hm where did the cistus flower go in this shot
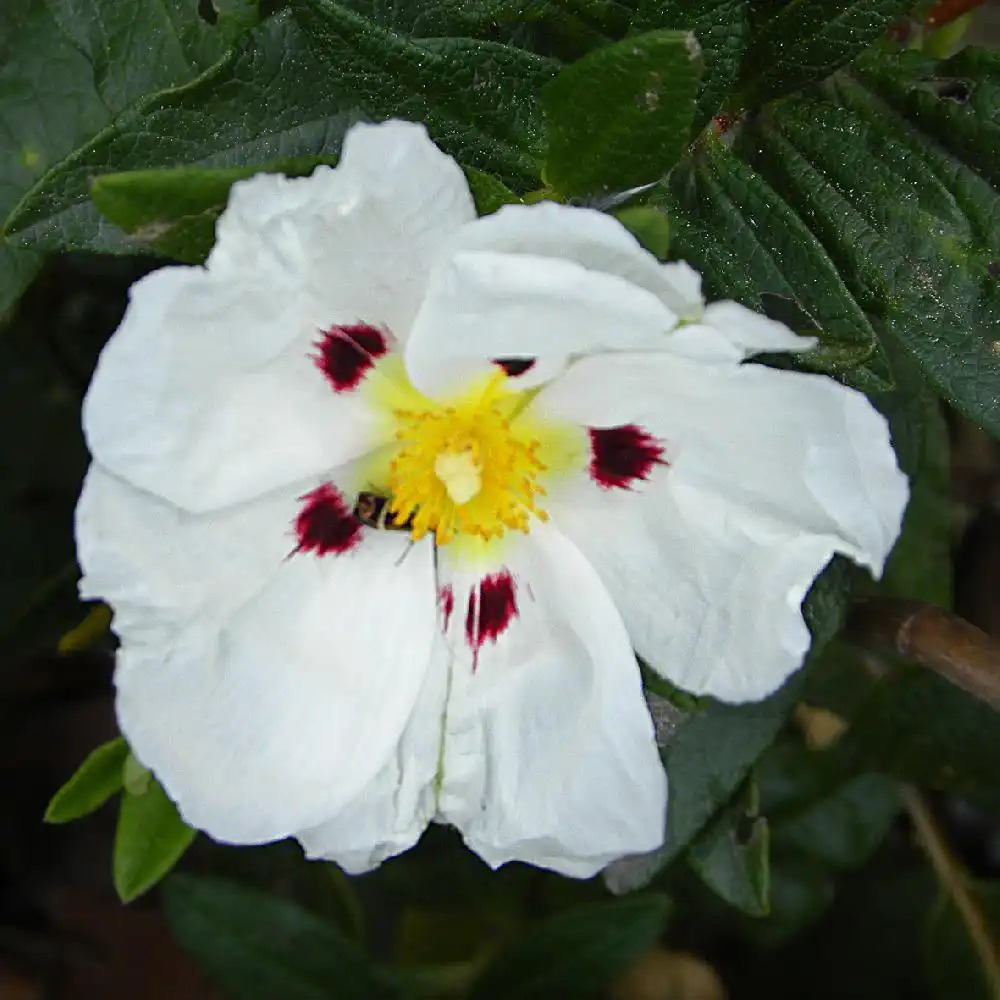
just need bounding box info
[76,120,908,877]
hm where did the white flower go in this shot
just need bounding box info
[76,120,908,878]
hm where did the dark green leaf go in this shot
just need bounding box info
[771,774,900,872]
[925,880,1000,1000]
[292,0,555,178]
[739,0,913,101]
[469,894,671,1000]
[663,144,886,388]
[114,774,197,902]
[541,29,702,197]
[746,81,1000,437]
[631,0,750,128]
[45,736,127,823]
[0,244,41,323]
[338,0,630,44]
[656,675,801,868]
[853,47,1000,188]
[0,0,226,311]
[7,9,554,254]
[688,779,770,916]
[835,668,1000,801]
[880,397,953,607]
[163,875,401,1000]
[91,158,334,263]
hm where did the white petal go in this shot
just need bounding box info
[537,354,907,570]
[86,121,476,513]
[537,355,908,702]
[703,300,816,357]
[297,631,451,873]
[403,201,681,394]
[659,260,705,320]
[436,521,667,877]
[81,467,439,842]
[211,120,476,337]
[405,249,678,394]
[83,265,386,512]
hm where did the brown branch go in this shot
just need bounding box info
[845,598,1000,713]
[901,786,1000,999]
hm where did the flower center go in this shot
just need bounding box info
[386,372,548,545]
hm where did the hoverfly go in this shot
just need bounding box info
[352,491,415,532]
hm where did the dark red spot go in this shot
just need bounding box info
[313,323,388,392]
[589,424,666,490]
[439,585,454,630]
[465,572,518,669]
[494,358,536,377]
[293,483,361,556]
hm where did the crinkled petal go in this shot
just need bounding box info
[536,353,907,570]
[210,120,476,336]
[83,267,387,512]
[436,521,667,877]
[702,300,816,357]
[79,466,439,842]
[85,121,475,513]
[536,355,907,702]
[404,201,680,394]
[297,631,451,873]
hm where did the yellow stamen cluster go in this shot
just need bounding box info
[386,372,548,544]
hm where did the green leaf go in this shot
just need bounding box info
[541,29,702,198]
[45,736,128,824]
[0,0,227,297]
[925,880,1000,1000]
[91,157,334,263]
[771,774,901,872]
[615,205,671,257]
[113,775,197,902]
[163,875,401,1000]
[745,77,1000,437]
[464,167,523,215]
[663,143,886,388]
[469,894,671,1000]
[853,47,1000,188]
[739,0,913,102]
[688,779,770,916]
[657,675,802,869]
[631,0,750,128]
[880,396,953,607]
[7,9,554,255]
[835,668,1000,802]
[291,0,555,178]
[0,244,41,323]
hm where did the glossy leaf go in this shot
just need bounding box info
[541,29,702,197]
[631,0,750,127]
[746,80,1000,437]
[739,0,914,101]
[163,875,401,1000]
[852,47,1000,188]
[663,144,886,389]
[45,736,128,824]
[469,894,672,1000]
[114,775,197,902]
